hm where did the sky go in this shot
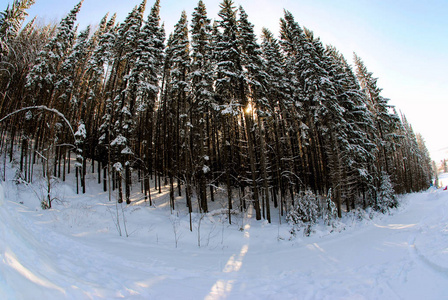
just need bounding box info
[13,0,448,161]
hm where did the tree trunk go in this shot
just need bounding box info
[258,117,271,223]
[243,111,261,220]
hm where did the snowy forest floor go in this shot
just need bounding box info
[0,159,448,300]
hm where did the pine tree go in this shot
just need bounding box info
[105,1,146,204]
[0,0,35,56]
[260,28,295,216]
[133,0,164,112]
[287,190,319,236]
[397,114,432,193]
[416,133,432,189]
[0,17,56,117]
[25,0,83,107]
[376,171,397,213]
[1,1,434,232]
[238,6,271,221]
[54,25,91,120]
[354,54,400,196]
[17,1,84,200]
[189,0,214,213]
[215,0,244,222]
[132,0,165,203]
[159,33,176,207]
[165,10,191,211]
[85,13,116,142]
[325,46,376,213]
[279,11,312,196]
[215,0,241,107]
[74,121,86,194]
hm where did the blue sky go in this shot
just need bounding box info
[14,0,448,160]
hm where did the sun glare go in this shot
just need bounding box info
[245,103,253,114]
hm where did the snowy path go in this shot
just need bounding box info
[1,182,448,299]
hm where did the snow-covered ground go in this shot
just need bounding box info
[1,163,448,299]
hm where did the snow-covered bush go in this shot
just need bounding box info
[323,191,338,227]
[287,190,319,237]
[348,207,371,222]
[375,171,398,213]
[13,169,26,185]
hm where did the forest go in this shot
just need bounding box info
[0,0,433,228]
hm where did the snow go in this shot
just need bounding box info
[74,124,86,140]
[113,162,122,172]
[202,165,210,174]
[121,146,134,155]
[111,134,127,146]
[1,163,448,299]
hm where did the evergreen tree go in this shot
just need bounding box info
[82,14,116,191]
[238,6,271,221]
[325,46,376,212]
[165,10,191,211]
[133,0,164,112]
[416,133,432,189]
[189,0,214,213]
[0,17,56,116]
[354,54,400,196]
[287,190,319,236]
[106,1,146,204]
[0,0,35,56]
[74,121,86,194]
[25,0,83,107]
[215,0,245,222]
[132,0,165,202]
[0,2,436,232]
[397,114,432,193]
[279,11,312,195]
[260,28,295,216]
[54,25,91,120]
[376,171,397,213]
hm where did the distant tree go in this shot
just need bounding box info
[432,161,439,187]
[416,133,432,189]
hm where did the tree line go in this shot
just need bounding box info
[0,0,433,223]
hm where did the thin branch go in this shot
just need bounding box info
[0,105,76,141]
